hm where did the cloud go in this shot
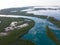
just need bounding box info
[0,0,60,9]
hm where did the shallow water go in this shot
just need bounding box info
[24,9,60,45]
[0,14,60,45]
[21,17,60,45]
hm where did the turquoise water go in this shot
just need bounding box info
[21,10,60,45]
[0,6,60,45]
[21,17,60,45]
[0,14,60,45]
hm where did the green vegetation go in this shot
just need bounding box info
[9,39,35,45]
[19,12,47,19]
[0,7,33,15]
[0,17,25,32]
[0,8,48,19]
[48,17,60,28]
[0,7,60,45]
[0,17,35,45]
[34,8,47,11]
[46,26,60,45]
[17,11,47,19]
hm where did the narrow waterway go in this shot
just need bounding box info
[0,15,60,45]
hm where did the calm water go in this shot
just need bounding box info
[21,16,60,45]
[0,9,60,45]
[21,9,60,45]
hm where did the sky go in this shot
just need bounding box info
[0,0,60,9]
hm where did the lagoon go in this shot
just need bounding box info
[0,14,60,45]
